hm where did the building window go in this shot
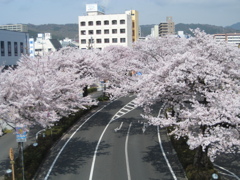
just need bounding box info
[88,21,93,26]
[88,30,94,35]
[112,38,118,43]
[96,30,101,34]
[120,29,126,33]
[1,41,5,56]
[14,42,18,56]
[112,29,117,34]
[81,39,86,44]
[8,41,11,56]
[80,21,86,26]
[20,42,24,54]
[96,39,102,43]
[112,20,117,25]
[104,38,110,43]
[104,29,109,34]
[120,20,125,24]
[81,30,86,35]
[120,38,126,43]
[104,20,109,25]
[96,21,101,25]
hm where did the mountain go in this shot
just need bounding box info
[140,23,240,37]
[27,23,240,40]
[28,23,78,40]
[227,22,240,30]
[175,23,240,35]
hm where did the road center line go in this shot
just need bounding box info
[89,99,136,180]
[125,122,132,180]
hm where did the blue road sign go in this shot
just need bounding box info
[16,126,27,142]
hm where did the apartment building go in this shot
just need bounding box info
[0,30,29,66]
[0,24,28,33]
[159,16,175,37]
[214,33,240,47]
[78,4,138,49]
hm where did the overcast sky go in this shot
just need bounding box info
[0,0,239,26]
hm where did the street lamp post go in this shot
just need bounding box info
[33,129,46,147]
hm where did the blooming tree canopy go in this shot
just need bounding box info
[0,48,97,135]
[127,29,240,162]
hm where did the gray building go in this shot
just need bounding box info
[0,30,29,66]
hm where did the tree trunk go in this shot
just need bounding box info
[193,146,212,169]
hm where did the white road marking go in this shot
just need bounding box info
[214,163,240,180]
[44,105,108,180]
[142,122,149,133]
[89,120,111,180]
[157,126,177,180]
[111,100,137,122]
[156,104,177,180]
[89,99,136,180]
[125,122,132,180]
[114,122,124,132]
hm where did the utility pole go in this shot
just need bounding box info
[9,148,15,180]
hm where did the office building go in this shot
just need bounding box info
[78,4,139,50]
[214,33,240,47]
[0,24,28,33]
[159,16,175,37]
[0,30,29,66]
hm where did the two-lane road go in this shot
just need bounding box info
[35,96,186,180]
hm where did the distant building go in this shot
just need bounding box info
[151,25,159,37]
[159,16,175,37]
[60,38,78,47]
[34,33,62,56]
[125,10,139,42]
[0,24,28,33]
[0,30,29,66]
[78,4,139,50]
[214,33,240,47]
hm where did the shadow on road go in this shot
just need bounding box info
[48,137,111,176]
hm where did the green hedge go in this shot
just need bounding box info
[169,135,218,180]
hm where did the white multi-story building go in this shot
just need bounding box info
[214,33,240,47]
[78,4,135,50]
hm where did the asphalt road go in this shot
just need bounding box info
[2,95,240,180]
[0,126,43,180]
[35,96,186,180]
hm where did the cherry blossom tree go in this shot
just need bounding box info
[129,29,240,166]
[0,48,97,135]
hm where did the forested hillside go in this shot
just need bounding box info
[27,22,240,39]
